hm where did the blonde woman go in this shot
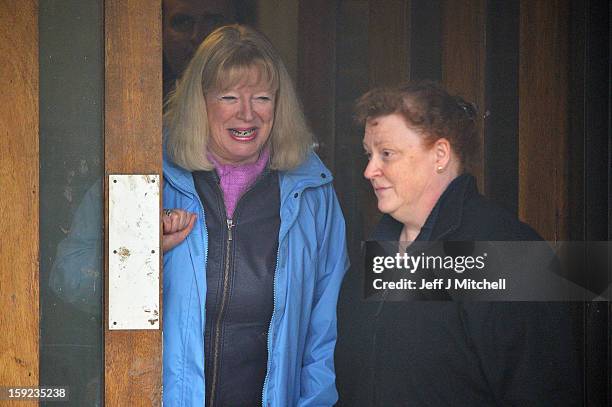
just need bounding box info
[162,25,349,406]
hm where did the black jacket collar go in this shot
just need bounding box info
[371,174,478,242]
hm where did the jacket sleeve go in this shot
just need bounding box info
[297,184,350,407]
[49,180,103,315]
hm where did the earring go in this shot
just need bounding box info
[436,165,444,173]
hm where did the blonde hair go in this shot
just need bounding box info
[164,24,313,171]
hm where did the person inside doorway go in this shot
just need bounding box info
[162,25,349,406]
[163,0,237,98]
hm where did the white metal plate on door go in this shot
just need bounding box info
[108,174,160,330]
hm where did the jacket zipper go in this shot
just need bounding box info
[208,218,234,407]
[207,169,269,406]
[261,241,280,407]
[207,218,234,406]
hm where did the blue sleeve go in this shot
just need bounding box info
[298,184,350,406]
[49,180,103,315]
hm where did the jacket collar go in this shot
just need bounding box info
[278,151,333,201]
[163,151,197,194]
[371,173,478,241]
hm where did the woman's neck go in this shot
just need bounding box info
[397,170,460,243]
[400,224,421,243]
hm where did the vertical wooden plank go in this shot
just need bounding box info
[333,0,371,243]
[518,0,569,241]
[409,0,442,82]
[567,0,586,241]
[257,0,299,81]
[0,1,39,405]
[441,0,486,191]
[297,0,337,169]
[333,2,375,404]
[484,0,520,215]
[368,0,411,87]
[104,0,162,406]
[363,0,411,237]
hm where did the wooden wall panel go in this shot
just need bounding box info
[257,0,298,80]
[362,0,411,237]
[368,0,410,87]
[0,1,39,406]
[333,3,376,404]
[297,0,337,169]
[104,0,163,406]
[518,0,569,241]
[333,0,371,243]
[483,0,520,215]
[442,0,486,191]
[409,0,442,82]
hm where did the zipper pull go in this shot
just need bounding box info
[226,218,234,241]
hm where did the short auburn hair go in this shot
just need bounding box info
[355,81,479,170]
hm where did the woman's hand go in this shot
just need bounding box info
[162,209,197,253]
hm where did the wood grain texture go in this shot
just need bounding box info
[363,0,411,237]
[368,0,410,87]
[442,0,486,192]
[297,0,337,169]
[104,0,163,406]
[257,0,298,80]
[518,0,569,241]
[0,1,39,405]
[332,1,374,241]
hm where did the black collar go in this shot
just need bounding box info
[370,174,478,242]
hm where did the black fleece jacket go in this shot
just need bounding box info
[337,174,582,407]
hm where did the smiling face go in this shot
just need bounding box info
[205,67,275,165]
[363,113,442,224]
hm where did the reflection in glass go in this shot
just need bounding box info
[39,1,103,406]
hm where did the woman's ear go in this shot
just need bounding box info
[433,138,452,172]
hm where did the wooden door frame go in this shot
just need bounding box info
[0,2,39,405]
[0,0,162,406]
[104,0,163,405]
[2,1,163,405]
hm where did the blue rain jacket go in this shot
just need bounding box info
[162,152,349,406]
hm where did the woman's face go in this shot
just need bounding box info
[363,113,439,223]
[205,68,275,165]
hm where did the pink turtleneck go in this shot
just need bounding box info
[207,148,271,219]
